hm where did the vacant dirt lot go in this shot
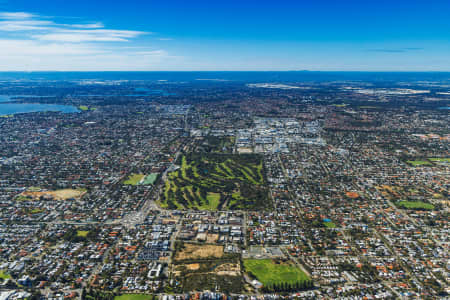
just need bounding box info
[186,263,200,270]
[206,234,219,243]
[215,263,241,276]
[175,243,224,261]
[20,189,86,200]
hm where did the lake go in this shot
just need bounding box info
[0,95,78,115]
[0,103,79,115]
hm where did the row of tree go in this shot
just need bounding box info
[261,280,314,293]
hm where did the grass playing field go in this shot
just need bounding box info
[123,173,145,185]
[114,294,154,300]
[141,173,158,185]
[429,158,450,166]
[397,200,434,210]
[429,157,450,162]
[243,259,309,286]
[324,221,337,228]
[76,230,89,237]
[0,270,11,280]
[407,160,432,166]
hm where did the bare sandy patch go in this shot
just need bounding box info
[186,263,200,270]
[175,243,223,261]
[215,263,241,276]
[20,189,86,200]
[206,234,219,243]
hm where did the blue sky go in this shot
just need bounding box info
[0,0,449,71]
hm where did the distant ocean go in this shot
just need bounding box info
[0,71,449,82]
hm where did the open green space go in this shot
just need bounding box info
[407,160,432,166]
[243,259,310,286]
[76,230,89,237]
[78,105,96,111]
[124,173,158,185]
[27,186,41,192]
[397,201,435,210]
[197,192,221,210]
[114,294,154,300]
[160,153,269,210]
[123,173,145,185]
[323,221,337,228]
[0,270,11,280]
[15,195,30,201]
[429,158,450,162]
[141,173,159,185]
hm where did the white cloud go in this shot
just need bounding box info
[0,20,54,31]
[34,29,147,42]
[0,11,173,70]
[0,39,177,71]
[68,22,104,29]
[134,50,168,56]
[0,12,36,19]
[35,33,127,42]
[0,12,147,40]
[0,39,104,55]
